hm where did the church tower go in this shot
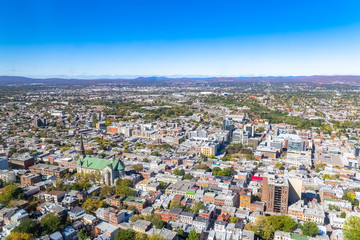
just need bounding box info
[79,134,85,158]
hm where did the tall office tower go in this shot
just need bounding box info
[288,135,306,152]
[232,129,243,143]
[244,123,255,137]
[354,145,360,157]
[223,118,234,132]
[261,175,289,214]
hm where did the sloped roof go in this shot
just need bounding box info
[78,157,124,171]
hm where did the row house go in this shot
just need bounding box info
[169,207,183,221]
[203,192,217,204]
[250,201,265,212]
[179,211,195,225]
[132,220,152,233]
[154,209,170,222]
[193,216,210,232]
[226,193,239,207]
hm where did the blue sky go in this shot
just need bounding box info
[1,0,360,77]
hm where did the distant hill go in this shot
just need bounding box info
[1,75,360,86]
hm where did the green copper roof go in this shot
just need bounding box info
[78,157,124,171]
[291,233,308,240]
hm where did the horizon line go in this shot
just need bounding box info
[2,74,360,80]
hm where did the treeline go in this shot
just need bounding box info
[142,105,192,120]
[259,111,325,129]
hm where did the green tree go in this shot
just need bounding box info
[145,214,164,229]
[275,162,284,170]
[183,174,194,180]
[78,229,88,240]
[347,192,356,201]
[130,214,144,223]
[158,181,167,190]
[149,235,166,240]
[12,219,40,236]
[170,200,183,209]
[212,167,221,175]
[299,222,318,237]
[187,230,199,240]
[223,167,235,177]
[229,216,239,223]
[212,167,235,177]
[192,201,205,214]
[0,184,24,206]
[340,212,346,218]
[135,232,149,240]
[84,149,93,155]
[115,179,135,196]
[6,232,33,240]
[247,215,296,240]
[133,164,143,173]
[115,229,136,240]
[257,127,265,133]
[175,228,186,239]
[82,198,108,213]
[343,216,360,240]
[100,186,115,198]
[173,168,185,176]
[40,212,61,234]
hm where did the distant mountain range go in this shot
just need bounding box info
[1,75,360,85]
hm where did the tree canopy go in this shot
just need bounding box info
[187,230,199,240]
[245,215,296,240]
[116,179,135,196]
[40,212,61,234]
[212,167,235,177]
[11,219,40,237]
[170,200,183,209]
[149,235,166,240]
[299,222,318,237]
[82,198,108,213]
[0,184,24,206]
[343,216,360,240]
[115,229,136,240]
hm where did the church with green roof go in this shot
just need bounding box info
[77,157,125,186]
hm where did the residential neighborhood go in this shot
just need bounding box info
[0,78,360,240]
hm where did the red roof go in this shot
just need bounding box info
[251,176,263,181]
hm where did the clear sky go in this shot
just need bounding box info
[1,0,360,78]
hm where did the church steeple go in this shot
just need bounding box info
[79,134,85,158]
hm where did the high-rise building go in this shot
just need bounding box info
[232,129,249,145]
[33,118,46,128]
[261,175,289,214]
[288,177,303,204]
[223,118,234,132]
[288,139,306,152]
[354,145,360,157]
[244,123,255,137]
